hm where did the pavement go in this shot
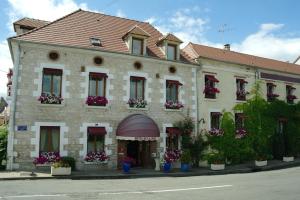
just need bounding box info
[0,158,300,180]
[0,166,300,199]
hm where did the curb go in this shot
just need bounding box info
[1,161,300,181]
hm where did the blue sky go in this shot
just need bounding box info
[0,0,300,96]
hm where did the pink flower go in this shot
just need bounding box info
[84,151,109,162]
[86,96,108,106]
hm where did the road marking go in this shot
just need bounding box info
[99,184,233,195]
[0,194,67,199]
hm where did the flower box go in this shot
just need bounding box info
[86,96,108,106]
[255,160,267,167]
[38,94,63,104]
[283,156,294,162]
[84,151,109,163]
[208,128,224,136]
[51,166,71,176]
[164,101,184,110]
[127,98,147,108]
[211,164,225,170]
[267,93,279,101]
[235,128,247,139]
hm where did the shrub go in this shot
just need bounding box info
[0,126,8,167]
[61,156,76,171]
[180,150,192,164]
[205,152,225,164]
[52,160,70,168]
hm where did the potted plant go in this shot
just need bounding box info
[162,149,181,172]
[206,152,225,170]
[122,156,135,173]
[51,160,71,176]
[180,150,191,172]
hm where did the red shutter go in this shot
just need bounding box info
[87,127,107,136]
[166,127,181,136]
[43,68,62,75]
[206,75,219,82]
[89,72,108,79]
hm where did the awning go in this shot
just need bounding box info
[116,114,160,141]
[89,72,108,79]
[87,127,107,136]
[166,127,181,136]
[206,75,219,82]
[166,80,183,86]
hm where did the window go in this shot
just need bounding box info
[277,118,287,134]
[167,44,177,60]
[235,113,245,130]
[210,112,221,129]
[87,127,106,152]
[286,85,296,104]
[166,127,180,150]
[267,83,278,102]
[130,76,145,99]
[204,75,219,99]
[40,126,60,153]
[166,80,182,102]
[236,79,248,101]
[88,72,107,97]
[42,68,62,97]
[132,38,143,55]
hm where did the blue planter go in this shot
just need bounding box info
[181,163,190,172]
[122,162,131,173]
[163,163,171,172]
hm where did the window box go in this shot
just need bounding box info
[287,95,297,104]
[128,106,149,111]
[267,93,279,102]
[86,96,108,106]
[164,100,184,110]
[37,102,65,107]
[84,151,109,163]
[33,152,60,165]
[127,98,147,108]
[236,90,249,101]
[38,94,63,104]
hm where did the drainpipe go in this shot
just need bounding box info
[6,40,21,170]
[195,59,201,136]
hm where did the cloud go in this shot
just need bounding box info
[0,40,13,97]
[232,23,300,62]
[145,16,157,24]
[116,9,126,18]
[6,0,90,32]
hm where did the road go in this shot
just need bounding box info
[0,167,300,200]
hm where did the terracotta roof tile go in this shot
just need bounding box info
[11,9,192,63]
[184,43,300,75]
[13,18,49,30]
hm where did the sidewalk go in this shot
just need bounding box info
[1,159,300,181]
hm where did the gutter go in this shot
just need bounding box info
[6,39,21,170]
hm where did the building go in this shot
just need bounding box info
[6,9,300,170]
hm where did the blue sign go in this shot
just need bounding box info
[17,125,28,131]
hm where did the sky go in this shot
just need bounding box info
[0,0,300,97]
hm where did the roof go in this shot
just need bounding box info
[11,9,192,63]
[157,33,183,44]
[183,43,300,75]
[123,25,151,39]
[13,17,49,31]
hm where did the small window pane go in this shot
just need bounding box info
[132,38,143,55]
[167,45,176,60]
[136,80,143,99]
[42,74,51,95]
[87,134,104,152]
[52,75,61,96]
[89,79,97,96]
[130,79,136,98]
[97,79,104,97]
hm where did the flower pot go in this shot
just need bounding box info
[255,160,267,167]
[163,163,171,173]
[51,166,71,176]
[122,162,131,173]
[283,156,294,162]
[211,164,225,171]
[180,163,190,172]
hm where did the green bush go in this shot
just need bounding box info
[60,156,76,170]
[180,150,192,164]
[52,160,70,168]
[0,126,8,167]
[204,152,225,164]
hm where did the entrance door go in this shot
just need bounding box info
[126,141,154,168]
[127,141,139,167]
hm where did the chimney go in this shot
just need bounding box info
[224,44,230,51]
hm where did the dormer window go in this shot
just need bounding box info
[132,37,143,55]
[167,44,177,60]
[90,37,101,46]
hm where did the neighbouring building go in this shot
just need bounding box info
[6,9,300,170]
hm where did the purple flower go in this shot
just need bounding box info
[33,152,60,165]
[84,151,109,162]
[86,96,108,106]
[235,128,247,139]
[163,149,181,164]
[38,93,63,104]
[165,100,184,109]
[208,128,224,136]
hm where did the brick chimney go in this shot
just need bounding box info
[224,44,230,51]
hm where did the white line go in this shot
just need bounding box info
[99,184,233,195]
[0,194,67,199]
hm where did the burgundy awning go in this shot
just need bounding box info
[116,114,159,141]
[167,80,183,86]
[166,127,181,136]
[130,76,146,81]
[89,72,108,79]
[206,75,219,82]
[43,68,62,75]
[87,127,107,136]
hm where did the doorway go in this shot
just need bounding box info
[126,141,153,168]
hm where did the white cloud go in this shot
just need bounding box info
[145,16,157,24]
[232,23,300,62]
[7,0,90,32]
[116,9,126,18]
[0,40,13,97]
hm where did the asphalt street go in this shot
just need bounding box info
[0,167,300,200]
